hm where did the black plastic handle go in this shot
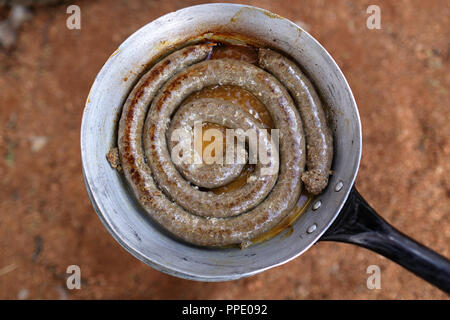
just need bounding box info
[321,187,450,294]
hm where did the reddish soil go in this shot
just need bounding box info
[0,0,448,299]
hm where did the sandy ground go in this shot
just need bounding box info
[0,0,449,299]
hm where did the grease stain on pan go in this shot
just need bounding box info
[280,226,294,239]
[228,7,303,50]
[108,48,120,62]
[250,194,312,246]
[86,87,93,105]
[262,10,283,20]
[229,6,283,24]
[345,118,350,132]
[229,7,246,23]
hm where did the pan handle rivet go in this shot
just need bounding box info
[334,181,344,192]
[307,224,317,234]
[312,200,322,211]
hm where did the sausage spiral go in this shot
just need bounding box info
[116,43,332,247]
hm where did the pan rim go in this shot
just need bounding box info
[80,3,362,281]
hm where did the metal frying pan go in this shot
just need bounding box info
[80,4,450,293]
